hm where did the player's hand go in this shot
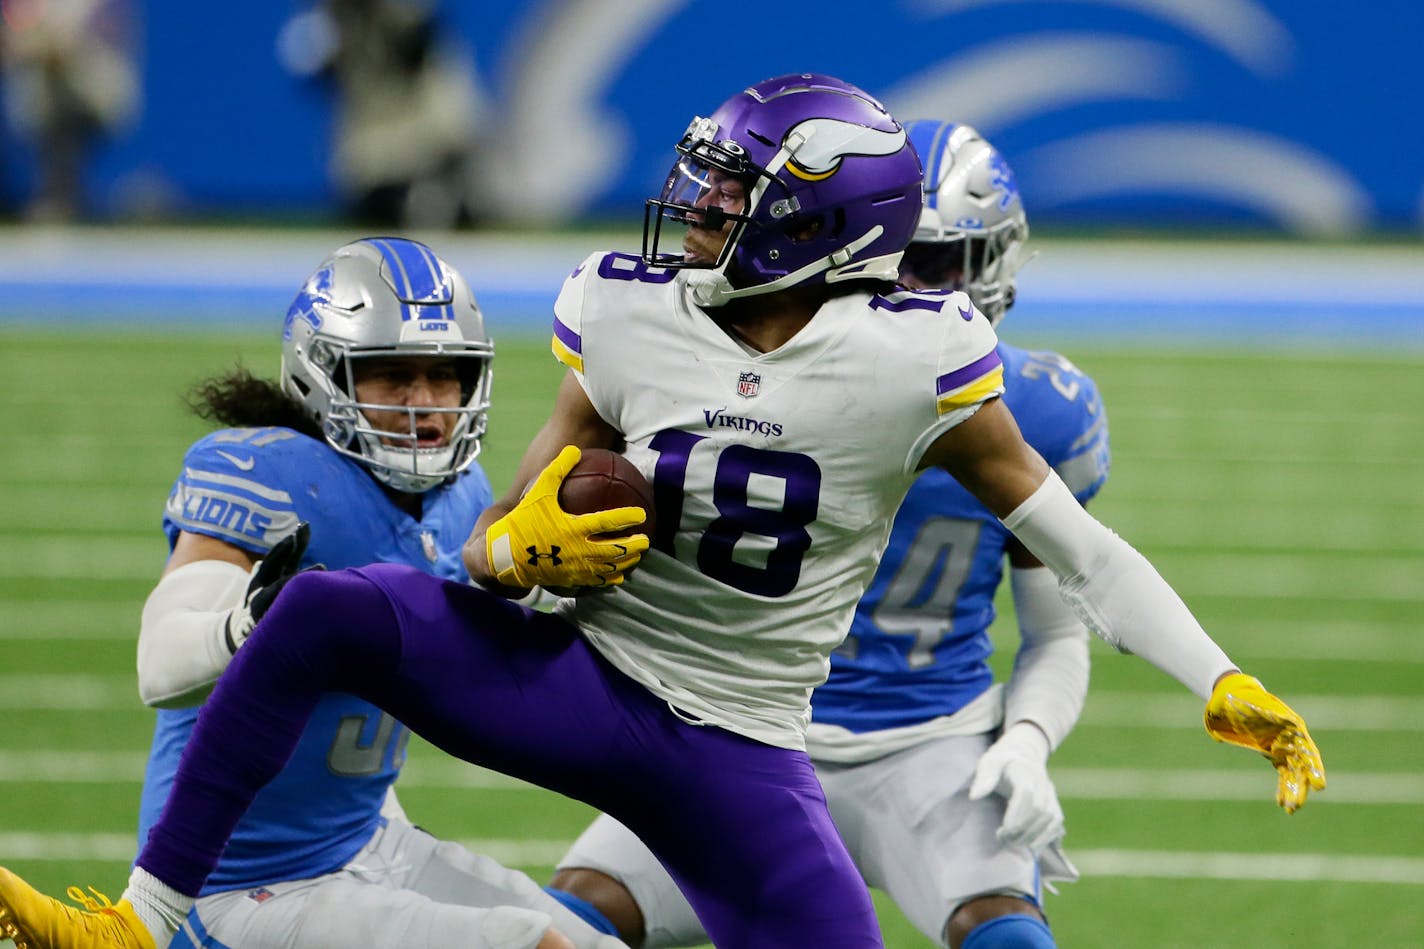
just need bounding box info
[225,522,313,653]
[485,446,649,590]
[968,722,1065,855]
[1038,840,1080,889]
[1204,672,1325,813]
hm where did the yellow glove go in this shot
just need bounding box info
[486,446,650,590]
[1204,672,1326,813]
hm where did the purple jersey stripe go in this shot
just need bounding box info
[937,349,1003,395]
[553,317,582,355]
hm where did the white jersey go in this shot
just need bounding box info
[551,251,1003,748]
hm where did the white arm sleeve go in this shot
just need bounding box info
[136,559,250,709]
[1002,471,1236,700]
[1003,566,1090,752]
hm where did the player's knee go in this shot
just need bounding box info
[547,868,645,948]
[948,895,1053,949]
[256,569,400,680]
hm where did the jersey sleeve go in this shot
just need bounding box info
[935,293,1005,415]
[1056,373,1109,503]
[905,293,1006,471]
[552,251,674,430]
[162,429,305,555]
[1027,350,1111,503]
[550,252,602,381]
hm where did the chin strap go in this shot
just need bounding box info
[690,227,893,307]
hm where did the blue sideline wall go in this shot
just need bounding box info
[1,229,1420,347]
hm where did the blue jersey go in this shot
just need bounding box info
[811,344,1109,732]
[137,426,492,893]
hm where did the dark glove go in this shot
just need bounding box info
[224,522,316,653]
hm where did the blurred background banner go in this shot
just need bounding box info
[2,0,1421,235]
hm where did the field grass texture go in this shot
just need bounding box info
[1,330,1421,947]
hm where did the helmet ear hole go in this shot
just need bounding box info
[787,215,825,243]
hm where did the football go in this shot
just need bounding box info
[558,448,657,539]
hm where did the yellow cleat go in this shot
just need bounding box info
[0,869,154,949]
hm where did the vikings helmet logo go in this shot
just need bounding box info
[784,118,908,182]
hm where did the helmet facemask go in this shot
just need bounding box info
[900,216,1027,324]
[315,347,492,494]
[643,119,771,277]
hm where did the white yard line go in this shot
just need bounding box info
[8,619,1424,666]
[0,751,1419,806]
[1050,768,1424,804]
[2,833,1420,885]
[3,675,1420,733]
[1078,692,1424,731]
[1069,850,1424,885]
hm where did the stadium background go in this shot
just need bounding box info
[2,1,1422,946]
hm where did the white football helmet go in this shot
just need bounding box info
[902,121,1029,324]
[280,237,493,493]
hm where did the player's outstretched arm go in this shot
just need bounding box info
[465,371,645,593]
[137,523,311,709]
[923,398,1325,811]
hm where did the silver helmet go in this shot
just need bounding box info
[280,237,494,493]
[902,121,1029,325]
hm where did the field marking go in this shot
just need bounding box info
[1050,768,1424,804]
[3,832,1421,886]
[1,751,1420,806]
[3,676,1420,734]
[3,535,1422,601]
[1079,692,1424,731]
[0,676,141,710]
[9,607,1424,663]
[1069,850,1424,885]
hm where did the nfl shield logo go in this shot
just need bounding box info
[737,370,761,398]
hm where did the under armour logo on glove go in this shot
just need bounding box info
[525,546,563,566]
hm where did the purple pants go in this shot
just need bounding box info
[139,565,881,948]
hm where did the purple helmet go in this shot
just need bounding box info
[643,73,923,306]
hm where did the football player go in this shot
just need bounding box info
[4,238,616,949]
[0,75,1323,949]
[548,122,1099,949]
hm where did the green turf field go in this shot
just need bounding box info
[2,329,1421,947]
